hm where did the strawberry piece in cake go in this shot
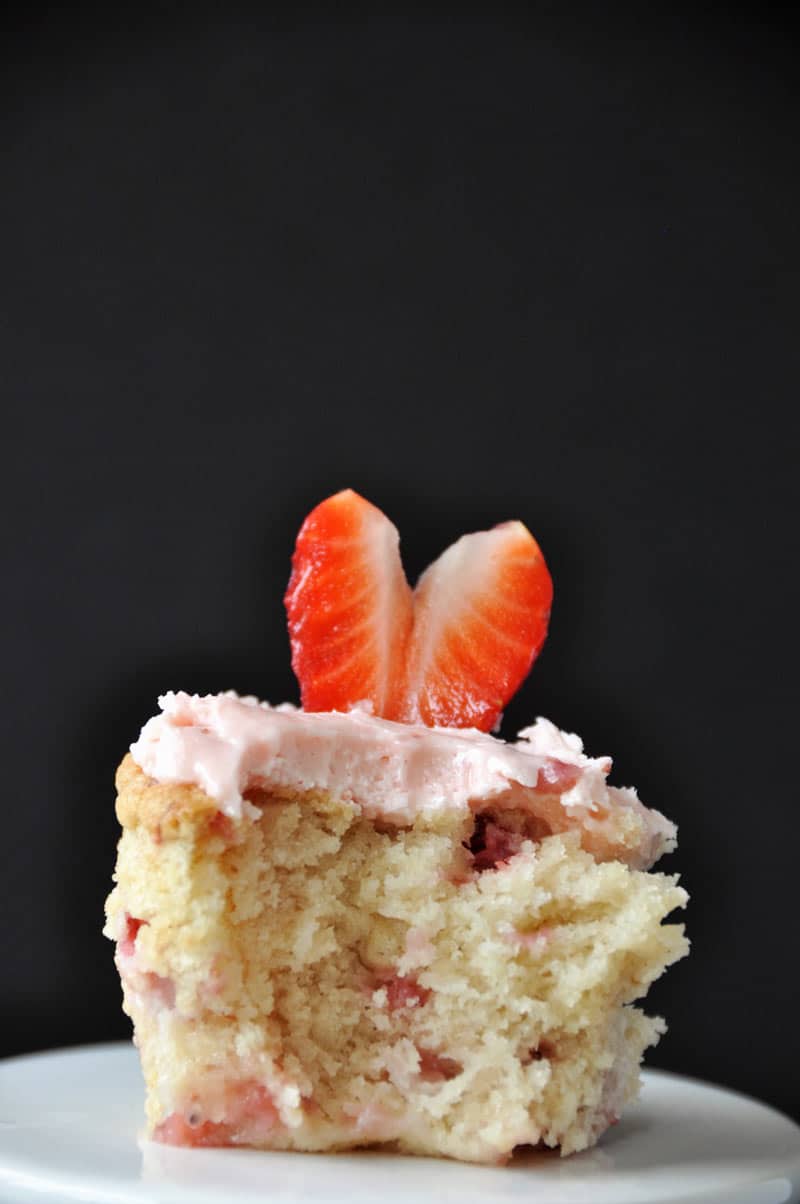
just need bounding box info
[104,491,688,1163]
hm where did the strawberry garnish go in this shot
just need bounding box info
[285,491,552,732]
[391,522,552,730]
[285,490,413,717]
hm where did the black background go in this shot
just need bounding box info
[2,5,799,1126]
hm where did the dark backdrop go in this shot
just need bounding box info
[3,5,798,1125]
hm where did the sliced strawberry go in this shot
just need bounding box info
[388,521,552,731]
[284,489,413,716]
[285,494,552,731]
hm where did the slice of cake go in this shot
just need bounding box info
[104,490,688,1163]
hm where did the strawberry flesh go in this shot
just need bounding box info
[119,914,147,958]
[154,1082,279,1147]
[285,490,413,717]
[285,493,552,732]
[467,816,525,872]
[389,521,552,731]
[379,972,432,1011]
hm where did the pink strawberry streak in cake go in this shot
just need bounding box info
[154,1082,280,1148]
[115,914,177,1012]
[130,691,675,869]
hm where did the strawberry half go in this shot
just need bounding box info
[388,522,552,730]
[285,489,413,717]
[285,493,553,732]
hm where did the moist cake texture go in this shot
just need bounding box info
[104,691,688,1162]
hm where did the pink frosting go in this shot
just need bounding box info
[129,692,676,864]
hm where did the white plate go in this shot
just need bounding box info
[0,1043,798,1204]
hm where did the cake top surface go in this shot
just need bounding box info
[129,690,676,869]
[125,491,678,871]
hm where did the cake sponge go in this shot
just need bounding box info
[105,719,687,1163]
